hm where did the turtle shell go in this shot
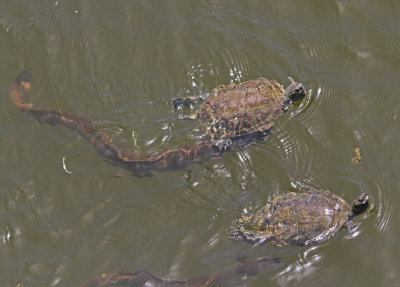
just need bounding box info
[199,78,285,142]
[230,189,351,247]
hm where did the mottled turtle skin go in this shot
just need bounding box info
[178,77,306,149]
[230,189,369,247]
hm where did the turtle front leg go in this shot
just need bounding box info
[172,92,210,110]
[342,219,360,240]
[214,138,233,152]
[177,113,199,120]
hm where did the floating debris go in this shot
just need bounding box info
[62,157,72,174]
[350,147,362,165]
[131,130,139,148]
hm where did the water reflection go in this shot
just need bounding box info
[375,185,394,234]
[235,149,256,190]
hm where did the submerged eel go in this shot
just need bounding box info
[81,257,279,287]
[10,71,223,174]
[15,257,279,287]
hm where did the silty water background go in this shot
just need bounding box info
[0,1,399,286]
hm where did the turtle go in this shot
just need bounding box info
[173,77,306,151]
[230,189,369,247]
[10,71,305,174]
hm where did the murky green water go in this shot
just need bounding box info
[1,1,400,286]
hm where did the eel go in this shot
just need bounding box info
[9,71,223,175]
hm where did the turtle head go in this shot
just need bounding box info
[351,193,369,214]
[284,77,306,103]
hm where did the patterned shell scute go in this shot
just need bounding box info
[232,189,351,247]
[199,78,285,140]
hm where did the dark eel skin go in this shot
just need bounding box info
[81,257,279,287]
[10,71,223,175]
[15,257,279,287]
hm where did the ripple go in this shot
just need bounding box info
[342,157,396,237]
[299,88,325,137]
[184,51,251,92]
[276,245,323,285]
[0,222,12,244]
[233,148,257,189]
[220,49,251,83]
[350,131,397,237]
[271,88,328,183]
[375,184,395,234]
[300,42,331,73]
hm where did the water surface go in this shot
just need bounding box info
[1,1,399,286]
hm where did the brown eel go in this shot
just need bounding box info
[9,71,223,174]
[16,257,279,287]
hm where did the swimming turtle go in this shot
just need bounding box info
[230,189,369,247]
[173,77,306,151]
[10,72,305,174]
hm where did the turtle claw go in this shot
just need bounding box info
[343,220,360,239]
[177,113,198,120]
[173,93,210,110]
[253,238,267,246]
[215,138,232,151]
[173,96,198,110]
[344,220,356,231]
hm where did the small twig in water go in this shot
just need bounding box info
[62,157,72,174]
[131,130,139,148]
